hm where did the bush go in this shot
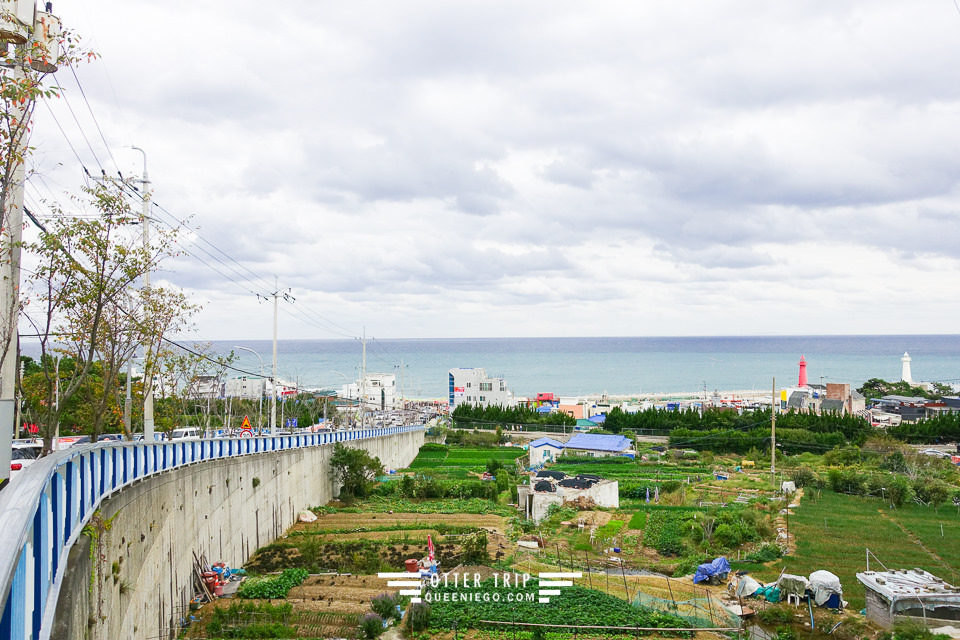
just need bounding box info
[360,613,383,639]
[744,543,782,563]
[886,475,914,507]
[788,466,817,488]
[371,593,397,620]
[407,602,431,632]
[758,605,795,625]
[661,480,682,493]
[420,443,448,452]
[827,468,866,495]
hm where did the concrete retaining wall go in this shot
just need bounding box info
[51,430,422,640]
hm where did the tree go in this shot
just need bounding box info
[154,342,233,435]
[329,443,383,498]
[0,16,94,381]
[21,180,192,450]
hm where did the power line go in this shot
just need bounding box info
[50,74,105,175]
[67,60,122,179]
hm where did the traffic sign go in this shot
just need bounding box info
[241,415,252,430]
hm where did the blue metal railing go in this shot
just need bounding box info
[0,425,423,640]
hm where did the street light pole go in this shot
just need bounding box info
[131,145,154,441]
[235,346,264,431]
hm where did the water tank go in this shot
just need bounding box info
[0,0,35,44]
[29,9,59,72]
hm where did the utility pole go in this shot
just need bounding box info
[771,376,777,489]
[132,145,154,441]
[399,358,406,412]
[271,275,278,432]
[0,53,25,479]
[360,329,367,428]
[1,2,61,483]
[124,361,132,436]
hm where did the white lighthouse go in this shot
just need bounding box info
[901,352,913,385]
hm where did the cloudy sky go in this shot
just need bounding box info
[24,0,960,340]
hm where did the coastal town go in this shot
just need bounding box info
[1,1,960,640]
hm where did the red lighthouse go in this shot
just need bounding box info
[798,355,808,387]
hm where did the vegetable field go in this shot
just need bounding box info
[748,490,960,610]
[427,578,691,631]
[405,445,528,475]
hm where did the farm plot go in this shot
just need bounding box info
[750,490,960,610]
[427,578,692,632]
[299,511,507,532]
[315,496,517,515]
[404,446,527,476]
[185,582,370,639]
[881,502,960,579]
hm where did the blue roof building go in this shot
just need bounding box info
[564,433,632,457]
[528,437,565,465]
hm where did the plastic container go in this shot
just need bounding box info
[405,559,419,573]
[213,582,224,597]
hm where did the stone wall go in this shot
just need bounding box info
[51,430,423,640]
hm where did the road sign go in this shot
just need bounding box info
[241,415,252,430]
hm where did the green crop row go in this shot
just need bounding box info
[428,579,690,630]
[237,568,309,599]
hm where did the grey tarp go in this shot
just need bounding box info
[808,570,843,606]
[736,575,762,598]
[777,574,809,598]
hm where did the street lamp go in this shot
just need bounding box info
[235,346,264,432]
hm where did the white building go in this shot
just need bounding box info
[224,377,296,399]
[528,437,565,466]
[448,368,515,409]
[517,475,619,522]
[340,373,398,411]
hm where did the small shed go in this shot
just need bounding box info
[857,569,960,629]
[528,437,565,465]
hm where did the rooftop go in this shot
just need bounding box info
[857,569,960,603]
[529,437,565,449]
[565,433,632,452]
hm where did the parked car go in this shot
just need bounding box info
[97,434,123,442]
[133,433,165,442]
[170,427,202,441]
[921,449,949,458]
[55,436,90,449]
[10,442,43,482]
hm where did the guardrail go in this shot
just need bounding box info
[0,425,423,640]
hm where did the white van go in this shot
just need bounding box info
[170,427,202,441]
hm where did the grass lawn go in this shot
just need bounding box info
[749,490,960,610]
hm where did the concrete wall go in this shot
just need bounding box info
[51,430,423,640]
[518,480,619,522]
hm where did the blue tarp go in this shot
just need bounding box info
[693,557,731,584]
[565,433,632,453]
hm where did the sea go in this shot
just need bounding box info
[203,335,960,400]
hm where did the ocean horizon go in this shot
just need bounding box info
[21,334,959,400]
[204,334,960,400]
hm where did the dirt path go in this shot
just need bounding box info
[768,487,802,556]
